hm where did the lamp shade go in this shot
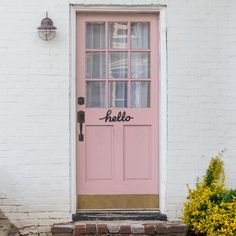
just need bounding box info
[37,12,57,41]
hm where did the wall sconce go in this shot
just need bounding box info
[37,12,57,41]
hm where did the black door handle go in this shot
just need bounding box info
[77,111,85,141]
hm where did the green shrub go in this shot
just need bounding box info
[182,155,236,236]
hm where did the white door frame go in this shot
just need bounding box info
[69,4,167,215]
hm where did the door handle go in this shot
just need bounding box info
[77,111,85,141]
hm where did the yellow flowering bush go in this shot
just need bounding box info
[182,155,236,236]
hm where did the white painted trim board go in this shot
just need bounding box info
[69,4,167,215]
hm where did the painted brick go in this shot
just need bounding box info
[51,221,188,235]
[107,224,120,233]
[131,224,145,234]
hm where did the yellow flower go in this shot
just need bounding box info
[182,156,236,236]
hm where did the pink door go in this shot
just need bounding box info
[76,13,159,209]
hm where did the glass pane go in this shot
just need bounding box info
[86,82,105,107]
[131,82,150,108]
[109,52,128,78]
[86,23,105,49]
[86,52,105,79]
[131,22,150,49]
[131,52,150,79]
[109,23,128,48]
[109,82,127,108]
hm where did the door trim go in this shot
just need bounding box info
[69,4,167,215]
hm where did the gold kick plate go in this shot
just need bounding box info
[77,194,159,209]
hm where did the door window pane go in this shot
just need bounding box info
[86,23,105,49]
[86,82,105,107]
[86,52,105,79]
[131,52,150,79]
[109,82,127,108]
[109,52,128,78]
[131,82,150,108]
[131,22,150,49]
[109,23,128,48]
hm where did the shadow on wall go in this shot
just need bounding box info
[0,209,20,236]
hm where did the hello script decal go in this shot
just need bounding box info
[99,109,134,122]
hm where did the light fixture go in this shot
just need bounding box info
[37,12,57,41]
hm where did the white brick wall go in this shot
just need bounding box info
[0,0,236,234]
[0,1,71,235]
[166,0,236,218]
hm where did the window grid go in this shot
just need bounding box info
[85,21,151,108]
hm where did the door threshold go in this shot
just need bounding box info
[72,210,167,221]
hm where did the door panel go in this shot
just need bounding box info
[76,13,159,208]
[124,125,151,180]
[85,126,113,180]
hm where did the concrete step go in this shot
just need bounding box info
[73,210,167,221]
[52,220,188,236]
